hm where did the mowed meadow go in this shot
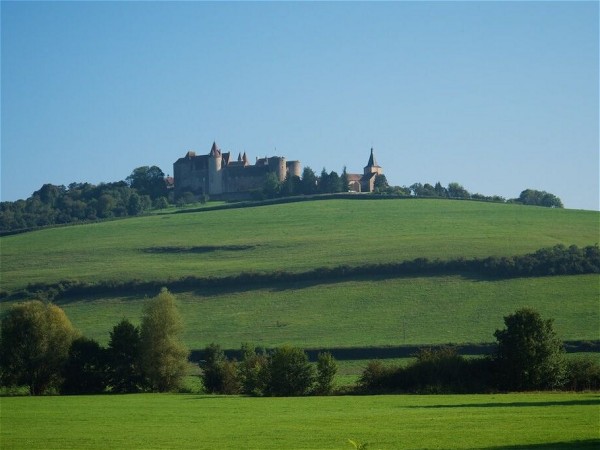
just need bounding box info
[2,393,599,449]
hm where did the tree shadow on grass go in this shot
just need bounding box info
[409,398,600,409]
[476,439,600,449]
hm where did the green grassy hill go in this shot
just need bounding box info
[1,198,598,352]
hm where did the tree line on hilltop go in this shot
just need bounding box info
[1,294,599,396]
[1,163,563,233]
[259,166,563,209]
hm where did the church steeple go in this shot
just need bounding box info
[367,147,378,168]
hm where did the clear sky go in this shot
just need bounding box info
[2,1,598,210]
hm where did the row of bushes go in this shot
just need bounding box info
[357,347,600,394]
[200,310,600,396]
[9,244,598,301]
[201,344,337,397]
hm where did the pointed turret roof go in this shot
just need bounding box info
[210,141,221,156]
[237,152,242,162]
[367,147,379,167]
[242,152,248,164]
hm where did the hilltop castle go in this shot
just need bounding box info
[173,142,383,199]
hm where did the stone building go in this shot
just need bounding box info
[173,142,384,199]
[346,148,384,193]
[173,142,301,199]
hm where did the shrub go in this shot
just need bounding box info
[200,343,241,394]
[563,356,600,391]
[315,352,338,395]
[238,343,268,396]
[357,360,396,393]
[266,346,315,396]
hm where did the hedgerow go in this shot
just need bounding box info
[11,244,599,302]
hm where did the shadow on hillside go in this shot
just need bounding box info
[408,398,600,409]
[142,244,258,254]
[188,342,600,363]
[477,439,600,449]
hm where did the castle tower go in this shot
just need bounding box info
[268,156,287,182]
[208,141,223,195]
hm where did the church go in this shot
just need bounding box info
[173,142,383,199]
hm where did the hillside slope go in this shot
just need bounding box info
[1,199,598,293]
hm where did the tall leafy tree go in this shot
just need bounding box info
[139,288,189,392]
[0,301,78,395]
[107,319,145,393]
[126,166,167,200]
[494,308,566,390]
[61,337,109,394]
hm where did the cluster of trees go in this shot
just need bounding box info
[0,166,170,233]
[407,183,563,207]
[201,344,337,397]
[2,301,598,396]
[261,167,353,199]
[0,288,188,395]
[261,170,563,209]
[358,308,600,394]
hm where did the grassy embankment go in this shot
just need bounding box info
[2,393,598,449]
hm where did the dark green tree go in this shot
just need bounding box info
[107,319,144,393]
[0,301,78,395]
[301,167,318,195]
[494,308,566,390]
[447,182,470,199]
[263,172,281,198]
[340,167,349,193]
[516,189,563,208]
[266,345,315,396]
[200,343,241,394]
[238,343,268,396]
[126,166,167,200]
[281,174,301,197]
[61,337,109,394]
[140,288,189,392]
[373,174,389,192]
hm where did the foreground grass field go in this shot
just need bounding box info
[1,199,598,293]
[1,393,598,449]
[41,274,598,349]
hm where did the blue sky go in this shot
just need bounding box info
[2,1,598,210]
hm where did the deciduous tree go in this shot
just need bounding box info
[494,308,566,390]
[139,288,189,392]
[266,345,315,396]
[0,301,78,395]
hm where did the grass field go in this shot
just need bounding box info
[1,199,598,293]
[32,274,597,349]
[1,393,598,449]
